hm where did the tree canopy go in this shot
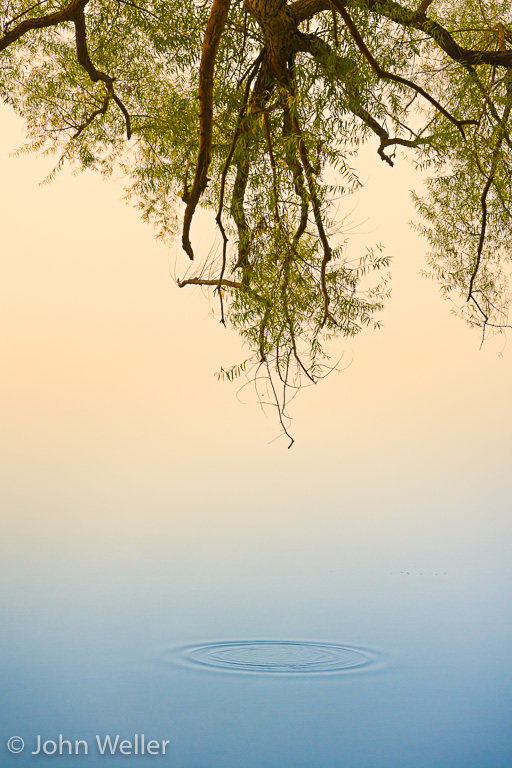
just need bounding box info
[1,0,512,441]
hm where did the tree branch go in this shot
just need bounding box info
[72,88,110,137]
[292,0,512,69]
[177,277,242,289]
[0,0,88,51]
[285,95,335,326]
[181,0,233,260]
[329,1,473,137]
[347,0,512,69]
[215,49,264,310]
[467,81,512,302]
[74,7,131,137]
[416,0,434,13]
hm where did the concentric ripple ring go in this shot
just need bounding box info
[174,641,375,675]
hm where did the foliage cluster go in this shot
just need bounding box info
[2,0,512,439]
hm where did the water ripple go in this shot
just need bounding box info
[172,640,377,675]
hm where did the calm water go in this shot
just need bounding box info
[2,477,512,768]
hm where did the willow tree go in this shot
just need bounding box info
[1,0,511,441]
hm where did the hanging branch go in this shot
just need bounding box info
[74,7,131,137]
[182,0,233,260]
[282,106,310,243]
[214,50,265,321]
[467,82,512,309]
[285,97,335,326]
[216,50,265,223]
[298,33,437,163]
[329,1,474,138]
[263,109,281,223]
[228,66,274,276]
[266,361,295,448]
